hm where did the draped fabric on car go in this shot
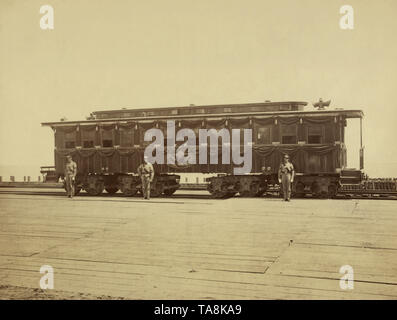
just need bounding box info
[179,119,204,128]
[55,125,79,133]
[303,117,335,124]
[205,118,227,129]
[76,149,97,158]
[100,124,115,131]
[55,148,142,174]
[80,125,97,131]
[55,148,78,157]
[253,144,337,156]
[53,115,341,175]
[118,122,136,130]
[252,144,339,173]
[55,148,142,157]
[277,117,300,125]
[252,118,275,126]
[229,117,251,127]
[138,121,157,130]
[170,116,334,128]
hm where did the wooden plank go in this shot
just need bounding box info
[1,193,397,299]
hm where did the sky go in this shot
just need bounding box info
[0,0,396,179]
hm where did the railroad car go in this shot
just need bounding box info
[42,100,364,198]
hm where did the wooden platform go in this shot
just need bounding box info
[0,190,396,299]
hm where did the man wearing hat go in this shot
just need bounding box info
[64,155,77,198]
[278,154,295,201]
[137,154,154,200]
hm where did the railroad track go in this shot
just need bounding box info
[1,188,396,200]
[0,188,211,199]
[337,190,397,200]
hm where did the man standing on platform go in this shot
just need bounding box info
[278,154,295,201]
[138,155,154,200]
[64,155,77,198]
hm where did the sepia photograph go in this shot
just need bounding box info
[0,0,396,309]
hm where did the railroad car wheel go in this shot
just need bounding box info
[84,176,104,196]
[105,187,119,195]
[249,183,260,197]
[238,183,252,197]
[207,183,215,195]
[234,182,241,195]
[255,190,265,197]
[254,185,267,197]
[311,182,321,198]
[211,183,228,199]
[211,190,223,198]
[164,188,177,196]
[237,180,251,197]
[327,184,338,198]
[211,191,220,198]
[294,182,305,198]
[213,191,228,198]
[151,190,160,197]
[208,182,226,198]
[74,187,81,196]
[151,183,164,197]
[256,184,267,197]
[85,183,104,196]
[120,185,137,196]
[220,183,230,198]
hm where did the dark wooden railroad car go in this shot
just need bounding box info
[42,100,363,198]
